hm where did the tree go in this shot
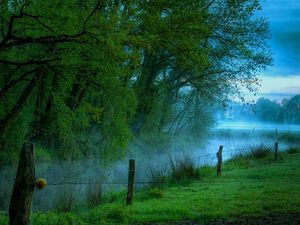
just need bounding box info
[0,0,138,161]
[130,0,271,135]
[282,95,300,124]
[0,0,272,162]
[255,97,282,122]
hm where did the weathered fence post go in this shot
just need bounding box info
[9,143,35,225]
[216,145,223,176]
[275,141,279,161]
[126,159,135,205]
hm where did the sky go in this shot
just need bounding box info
[250,0,300,102]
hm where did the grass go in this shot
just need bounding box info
[86,179,103,207]
[0,150,300,225]
[168,154,200,182]
[247,144,273,159]
[148,167,168,189]
[231,144,274,161]
[53,186,77,212]
[287,147,300,154]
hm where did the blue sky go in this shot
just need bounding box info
[254,0,300,101]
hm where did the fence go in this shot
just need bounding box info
[4,140,284,225]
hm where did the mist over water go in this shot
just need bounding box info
[1,121,299,212]
[216,120,300,131]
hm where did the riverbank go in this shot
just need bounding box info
[1,148,299,225]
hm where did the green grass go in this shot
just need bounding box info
[1,151,300,225]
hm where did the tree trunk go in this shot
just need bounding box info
[131,52,159,134]
[31,72,46,140]
[0,76,37,135]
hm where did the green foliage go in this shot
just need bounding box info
[0,0,271,162]
[282,95,300,124]
[255,97,282,122]
[35,145,52,162]
[222,95,300,124]
[0,95,35,163]
[0,216,7,225]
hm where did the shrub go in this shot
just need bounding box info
[169,154,200,182]
[248,144,273,159]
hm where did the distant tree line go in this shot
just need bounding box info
[0,0,271,163]
[224,95,300,124]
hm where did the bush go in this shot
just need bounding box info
[169,154,200,182]
[248,144,273,159]
[53,186,77,212]
[287,147,299,154]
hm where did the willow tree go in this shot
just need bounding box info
[0,0,138,161]
[129,0,271,136]
[0,0,271,162]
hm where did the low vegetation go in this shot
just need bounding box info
[86,179,103,208]
[1,148,299,225]
[168,154,200,182]
[53,186,77,213]
[248,144,273,159]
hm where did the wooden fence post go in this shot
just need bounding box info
[216,145,223,176]
[9,143,35,225]
[275,142,279,161]
[126,159,135,205]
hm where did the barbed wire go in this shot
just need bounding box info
[45,178,300,186]
[2,145,295,188]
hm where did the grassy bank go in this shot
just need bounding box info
[1,149,300,225]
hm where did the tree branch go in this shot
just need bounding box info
[0,73,39,134]
[0,68,38,97]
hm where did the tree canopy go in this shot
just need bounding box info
[0,0,271,163]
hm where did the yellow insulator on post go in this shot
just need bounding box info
[35,178,47,190]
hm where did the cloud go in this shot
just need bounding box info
[261,0,300,76]
[256,75,300,101]
[260,75,300,93]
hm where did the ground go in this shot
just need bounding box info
[0,149,300,225]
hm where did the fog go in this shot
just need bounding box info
[1,121,299,212]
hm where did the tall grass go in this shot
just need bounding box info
[86,179,103,207]
[148,154,200,186]
[232,144,273,160]
[248,144,273,159]
[53,186,76,212]
[287,147,299,154]
[148,167,168,189]
[168,154,200,182]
